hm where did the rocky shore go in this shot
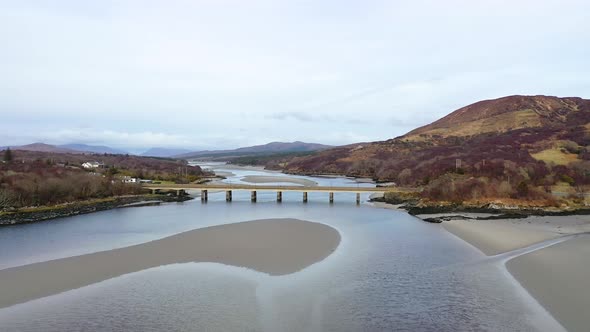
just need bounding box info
[0,194,193,226]
[371,192,590,223]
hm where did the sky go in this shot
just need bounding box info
[1,0,589,153]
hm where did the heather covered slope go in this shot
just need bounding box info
[403,95,590,140]
[284,95,590,206]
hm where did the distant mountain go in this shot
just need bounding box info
[141,147,193,158]
[9,143,83,154]
[59,143,129,155]
[177,141,333,159]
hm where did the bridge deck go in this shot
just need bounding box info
[143,183,408,193]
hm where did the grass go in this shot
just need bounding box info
[531,148,579,165]
[151,180,176,185]
[16,197,119,213]
[406,109,541,139]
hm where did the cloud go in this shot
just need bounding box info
[0,0,589,149]
[267,112,315,122]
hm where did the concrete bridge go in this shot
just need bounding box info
[143,183,408,204]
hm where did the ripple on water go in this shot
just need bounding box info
[0,167,562,331]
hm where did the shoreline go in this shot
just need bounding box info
[0,218,341,309]
[438,215,590,331]
[440,216,590,255]
[370,194,590,219]
[506,235,590,332]
[0,194,192,226]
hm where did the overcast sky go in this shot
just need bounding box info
[1,0,589,153]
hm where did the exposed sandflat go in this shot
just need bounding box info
[507,235,590,332]
[442,215,590,255]
[441,215,590,331]
[0,218,340,309]
[240,175,317,186]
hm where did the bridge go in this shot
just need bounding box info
[142,183,409,204]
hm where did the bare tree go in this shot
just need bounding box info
[0,189,14,209]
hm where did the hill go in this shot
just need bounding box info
[141,147,193,158]
[59,143,129,155]
[177,141,333,159]
[9,143,83,154]
[283,95,590,207]
[403,95,589,140]
[0,149,209,212]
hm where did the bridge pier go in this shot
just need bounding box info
[303,192,308,203]
[251,191,257,202]
[201,190,208,202]
[226,190,232,202]
[356,192,361,204]
[329,192,334,204]
[277,191,282,202]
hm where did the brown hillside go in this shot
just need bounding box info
[283,95,590,204]
[403,95,589,140]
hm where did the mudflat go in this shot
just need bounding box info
[240,175,317,186]
[507,235,590,332]
[442,215,590,255]
[441,215,590,332]
[0,218,340,309]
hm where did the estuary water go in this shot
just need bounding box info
[0,164,562,331]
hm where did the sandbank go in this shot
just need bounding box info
[240,175,317,186]
[0,218,340,309]
[507,234,590,332]
[441,215,590,331]
[442,215,590,255]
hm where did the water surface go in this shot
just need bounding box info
[0,165,561,331]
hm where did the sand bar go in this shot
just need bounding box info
[441,215,590,331]
[212,170,235,178]
[240,175,317,186]
[507,234,590,332]
[0,218,340,309]
[442,215,590,255]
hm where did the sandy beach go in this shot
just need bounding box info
[507,234,590,332]
[440,215,590,331]
[442,215,590,255]
[240,175,318,186]
[0,218,340,309]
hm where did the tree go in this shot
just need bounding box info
[516,181,529,198]
[0,189,14,209]
[3,148,12,163]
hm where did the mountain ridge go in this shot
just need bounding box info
[141,147,193,158]
[176,141,333,159]
[59,143,129,155]
[403,95,589,140]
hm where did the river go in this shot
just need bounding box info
[0,164,561,331]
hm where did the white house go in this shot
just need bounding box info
[121,176,140,183]
[82,161,105,169]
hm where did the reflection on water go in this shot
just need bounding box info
[0,165,561,331]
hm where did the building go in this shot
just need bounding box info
[121,176,140,183]
[82,161,105,169]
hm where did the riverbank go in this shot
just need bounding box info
[0,218,340,309]
[507,235,590,332]
[371,191,590,218]
[441,215,590,255]
[440,215,590,332]
[0,194,192,226]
